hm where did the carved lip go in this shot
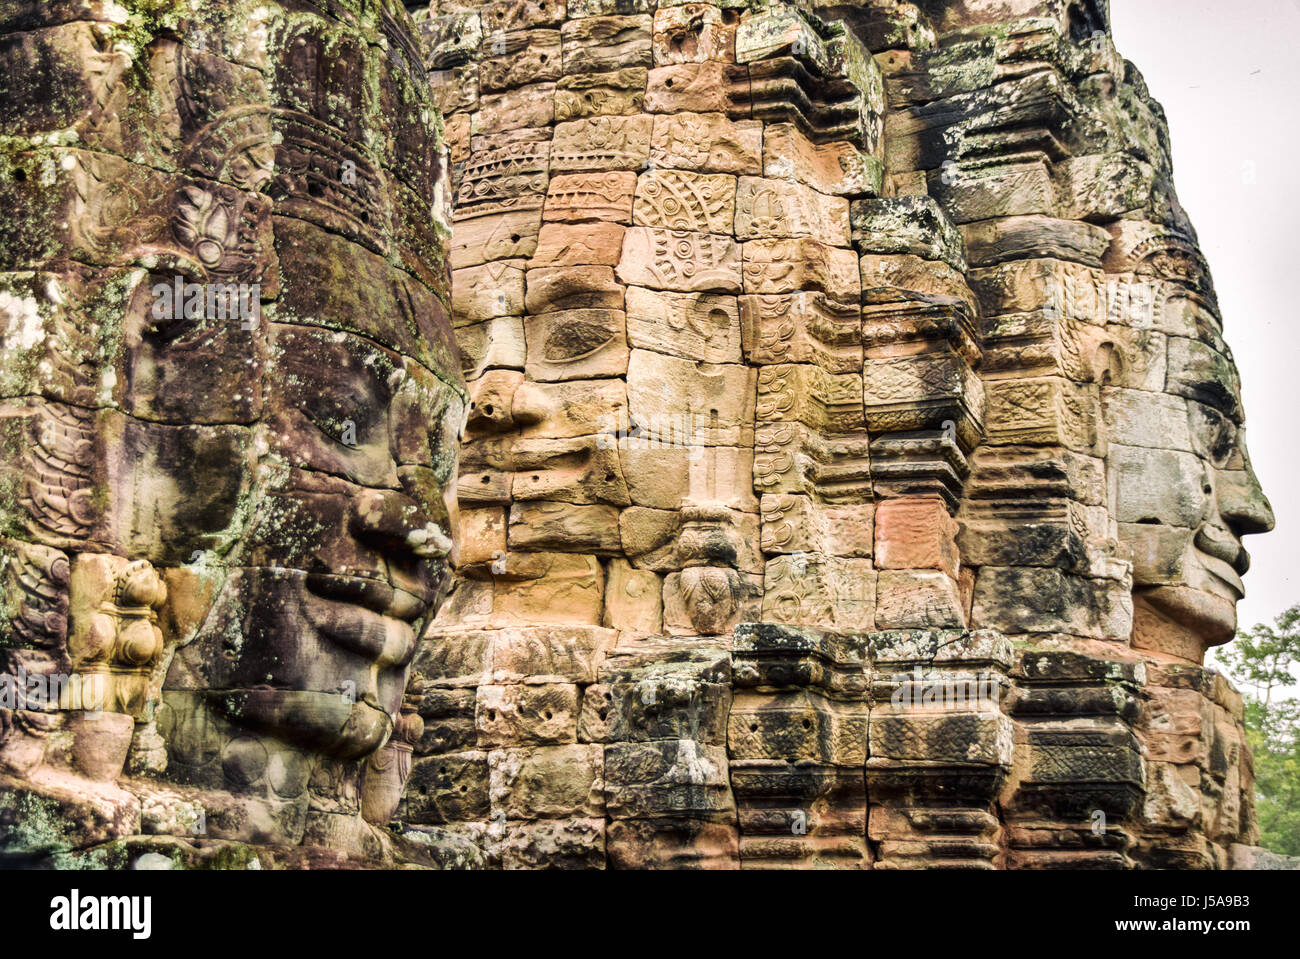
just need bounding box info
[303,573,423,671]
[1195,524,1249,578]
[305,571,427,622]
[1193,526,1248,605]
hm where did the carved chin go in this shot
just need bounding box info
[332,700,395,760]
[215,689,393,761]
[1133,585,1237,661]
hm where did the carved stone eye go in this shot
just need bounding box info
[542,317,616,362]
[1188,401,1237,469]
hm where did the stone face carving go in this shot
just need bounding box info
[0,0,1286,871]
[405,0,1281,871]
[0,0,467,868]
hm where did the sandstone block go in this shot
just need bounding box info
[473,81,557,132]
[479,29,562,92]
[874,569,965,629]
[645,60,747,114]
[544,171,638,223]
[489,744,604,818]
[561,15,653,74]
[525,265,626,313]
[738,292,862,372]
[875,497,959,577]
[453,261,526,321]
[735,176,851,247]
[652,4,736,65]
[624,286,742,363]
[492,553,606,627]
[761,555,877,630]
[476,683,582,745]
[626,349,755,446]
[555,67,647,119]
[633,169,736,233]
[525,308,629,381]
[550,115,653,172]
[651,112,763,174]
[489,625,618,684]
[742,238,859,299]
[481,0,567,31]
[499,818,605,870]
[450,206,542,269]
[604,740,734,818]
[763,123,883,197]
[759,495,874,558]
[617,227,742,293]
[529,221,627,266]
[602,560,663,634]
[508,501,622,553]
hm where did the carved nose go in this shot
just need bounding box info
[466,371,524,434]
[1217,468,1275,536]
[352,490,445,559]
[511,382,551,428]
[466,394,513,432]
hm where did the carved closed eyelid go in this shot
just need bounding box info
[1187,403,1239,467]
[542,323,615,362]
[300,384,384,440]
[1182,380,1241,424]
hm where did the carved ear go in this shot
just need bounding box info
[1094,341,1124,386]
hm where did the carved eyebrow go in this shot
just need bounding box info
[1172,377,1241,423]
[1165,337,1243,422]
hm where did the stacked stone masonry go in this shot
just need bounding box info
[0,0,1291,869]
[404,0,1277,869]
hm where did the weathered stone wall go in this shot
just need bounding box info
[0,0,466,868]
[401,0,1280,869]
[0,0,1288,869]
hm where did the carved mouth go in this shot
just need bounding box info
[1195,525,1249,579]
[211,689,393,761]
[303,573,424,670]
[1135,527,1247,650]
[305,571,427,622]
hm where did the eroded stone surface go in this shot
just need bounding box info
[1,0,1286,872]
[0,0,464,869]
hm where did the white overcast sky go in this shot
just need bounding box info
[1110,1,1300,634]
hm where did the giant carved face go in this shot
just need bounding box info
[0,2,464,822]
[1104,223,1274,660]
[155,266,464,770]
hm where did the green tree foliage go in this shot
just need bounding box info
[1216,605,1300,855]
